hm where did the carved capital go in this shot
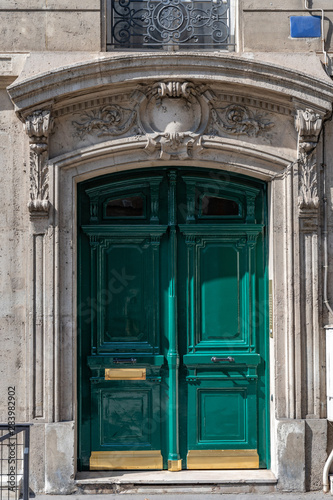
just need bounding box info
[25,110,53,143]
[25,110,53,217]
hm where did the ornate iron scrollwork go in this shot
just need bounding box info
[109,0,233,49]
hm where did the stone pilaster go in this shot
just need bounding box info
[295,108,323,419]
[24,109,57,422]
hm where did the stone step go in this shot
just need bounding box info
[75,470,277,494]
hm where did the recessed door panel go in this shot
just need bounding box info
[188,379,257,448]
[103,244,148,344]
[199,388,247,442]
[100,389,152,445]
[201,244,241,342]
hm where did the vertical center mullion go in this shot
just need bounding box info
[166,170,182,471]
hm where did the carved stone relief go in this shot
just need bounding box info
[25,110,53,216]
[69,80,275,160]
[138,81,209,160]
[210,104,273,137]
[295,109,323,212]
[73,104,137,139]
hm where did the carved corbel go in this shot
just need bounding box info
[295,109,323,212]
[25,110,53,216]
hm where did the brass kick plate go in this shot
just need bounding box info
[168,459,182,471]
[105,368,146,380]
[187,449,259,469]
[90,450,163,470]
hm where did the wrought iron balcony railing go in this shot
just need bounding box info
[106,0,235,50]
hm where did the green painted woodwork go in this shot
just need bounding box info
[77,168,269,471]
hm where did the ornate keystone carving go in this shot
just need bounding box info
[25,110,53,216]
[73,104,137,139]
[295,109,323,211]
[154,81,194,99]
[141,81,208,159]
[210,104,273,137]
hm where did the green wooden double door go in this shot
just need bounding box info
[78,168,269,471]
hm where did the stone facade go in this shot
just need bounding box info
[1,0,333,494]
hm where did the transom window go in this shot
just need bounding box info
[104,195,145,218]
[200,195,240,217]
[105,0,236,50]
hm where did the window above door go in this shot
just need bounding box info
[104,0,236,50]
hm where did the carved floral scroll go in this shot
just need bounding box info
[25,110,53,216]
[210,104,273,137]
[73,105,137,139]
[295,108,323,212]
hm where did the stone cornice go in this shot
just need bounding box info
[7,53,333,118]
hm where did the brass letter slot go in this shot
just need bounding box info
[105,368,146,380]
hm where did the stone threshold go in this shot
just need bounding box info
[75,470,277,494]
[76,470,277,484]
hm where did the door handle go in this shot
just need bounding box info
[113,358,137,364]
[211,356,235,363]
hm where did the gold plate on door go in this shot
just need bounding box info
[187,449,259,469]
[90,450,163,470]
[168,459,182,471]
[105,368,146,380]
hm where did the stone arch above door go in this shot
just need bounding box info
[7,53,332,219]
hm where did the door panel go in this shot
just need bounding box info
[77,168,268,471]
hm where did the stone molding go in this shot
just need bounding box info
[25,110,53,216]
[54,92,294,120]
[7,54,333,115]
[51,135,291,174]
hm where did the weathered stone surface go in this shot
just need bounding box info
[0,11,100,52]
[305,419,328,491]
[242,0,333,10]
[277,420,306,492]
[29,424,46,494]
[0,0,100,10]
[243,11,322,52]
[45,422,75,494]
